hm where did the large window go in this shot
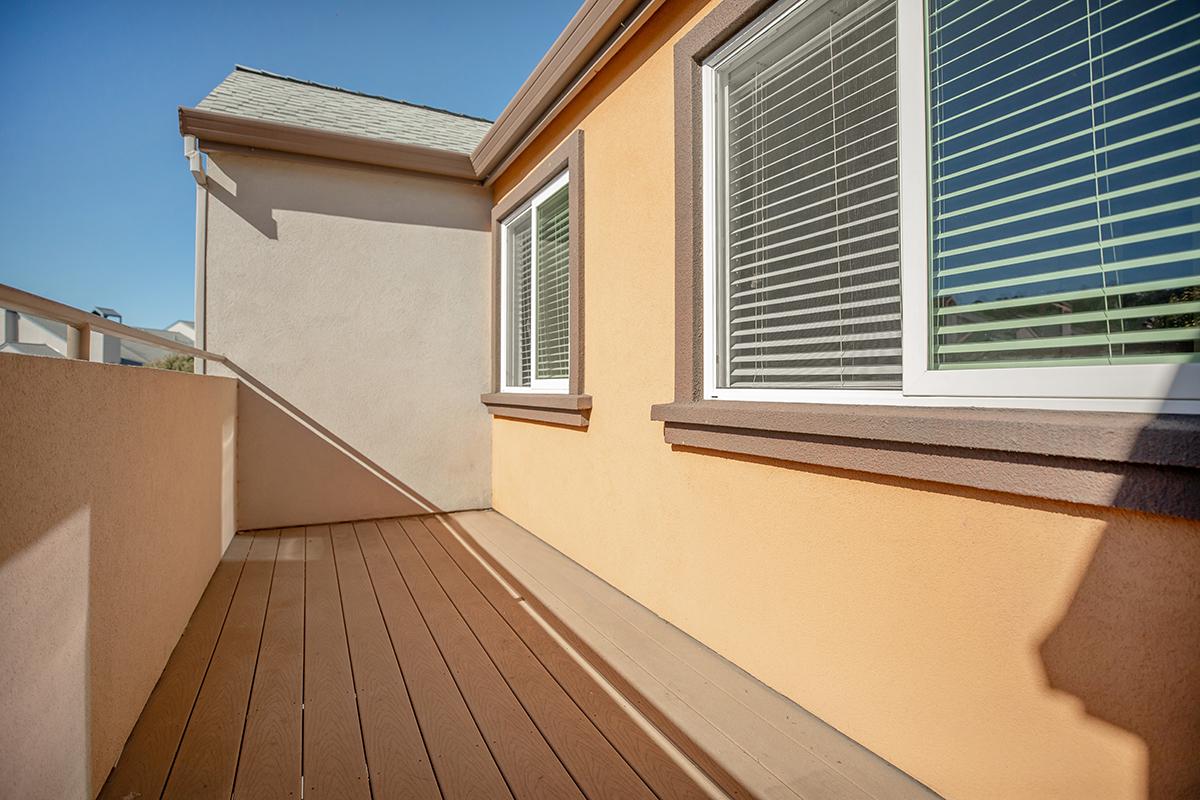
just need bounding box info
[702,0,1199,411]
[501,172,571,392]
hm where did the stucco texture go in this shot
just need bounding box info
[488,3,1200,799]
[203,151,493,526]
[0,354,236,798]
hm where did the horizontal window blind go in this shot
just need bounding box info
[715,0,901,389]
[535,184,571,381]
[928,0,1200,369]
[505,210,533,388]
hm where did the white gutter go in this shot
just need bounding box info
[184,134,207,187]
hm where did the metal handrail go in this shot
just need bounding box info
[0,282,226,364]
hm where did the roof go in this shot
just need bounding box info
[196,67,492,156]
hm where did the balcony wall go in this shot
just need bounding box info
[0,354,236,798]
[201,149,493,525]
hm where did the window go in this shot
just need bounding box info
[700,0,1199,412]
[501,171,571,392]
[483,130,589,427]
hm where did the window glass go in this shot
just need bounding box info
[535,184,571,381]
[501,175,570,391]
[927,0,1200,369]
[712,0,901,388]
[504,209,533,388]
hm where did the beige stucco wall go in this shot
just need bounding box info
[203,151,492,527]
[488,3,1200,799]
[0,354,236,799]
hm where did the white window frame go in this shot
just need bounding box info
[499,170,571,394]
[701,0,1200,414]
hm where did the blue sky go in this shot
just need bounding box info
[0,0,577,327]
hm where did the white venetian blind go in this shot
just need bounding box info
[505,210,533,388]
[714,0,901,389]
[928,0,1200,369]
[535,184,571,381]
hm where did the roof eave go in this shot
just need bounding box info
[179,106,480,182]
[470,0,664,184]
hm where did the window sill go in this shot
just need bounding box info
[482,393,592,428]
[650,400,1200,520]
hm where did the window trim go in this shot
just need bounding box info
[658,0,1200,519]
[483,129,590,428]
[694,0,1200,414]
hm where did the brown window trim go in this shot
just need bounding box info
[482,130,588,429]
[663,0,1200,520]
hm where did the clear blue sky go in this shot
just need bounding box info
[0,0,578,328]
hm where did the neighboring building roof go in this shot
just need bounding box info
[195,66,492,156]
[0,342,64,358]
[8,312,191,366]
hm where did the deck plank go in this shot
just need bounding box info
[233,527,305,800]
[404,516,657,800]
[357,519,513,800]
[459,509,942,800]
[424,516,714,800]
[303,525,371,800]
[98,533,252,800]
[333,522,441,800]
[455,510,891,800]
[383,518,585,800]
[162,530,279,800]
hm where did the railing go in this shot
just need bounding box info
[0,282,225,365]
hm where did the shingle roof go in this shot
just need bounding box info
[196,66,492,156]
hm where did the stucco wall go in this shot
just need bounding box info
[488,3,1200,799]
[0,354,237,799]
[203,151,492,526]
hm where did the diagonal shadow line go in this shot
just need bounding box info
[221,358,442,516]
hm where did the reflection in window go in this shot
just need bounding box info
[928,0,1200,369]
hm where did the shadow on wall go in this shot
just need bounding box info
[204,151,492,241]
[225,359,431,530]
[1040,368,1200,800]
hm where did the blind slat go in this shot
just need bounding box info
[929,0,1200,370]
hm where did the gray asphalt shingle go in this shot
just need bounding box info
[196,66,492,155]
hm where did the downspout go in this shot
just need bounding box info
[184,134,209,374]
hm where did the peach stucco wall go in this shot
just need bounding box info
[488,3,1200,799]
[0,354,237,799]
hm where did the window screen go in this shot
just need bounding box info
[535,184,571,381]
[712,0,901,389]
[928,0,1200,370]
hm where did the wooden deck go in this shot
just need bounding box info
[99,516,717,800]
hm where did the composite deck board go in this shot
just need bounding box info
[404,516,657,800]
[358,520,514,800]
[455,510,943,800]
[384,518,584,800]
[98,533,252,800]
[162,531,279,800]
[233,527,305,800]
[104,515,719,800]
[333,522,441,800]
[424,515,714,800]
[303,525,371,800]
[453,510,894,800]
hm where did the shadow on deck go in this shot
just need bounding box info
[99,513,940,800]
